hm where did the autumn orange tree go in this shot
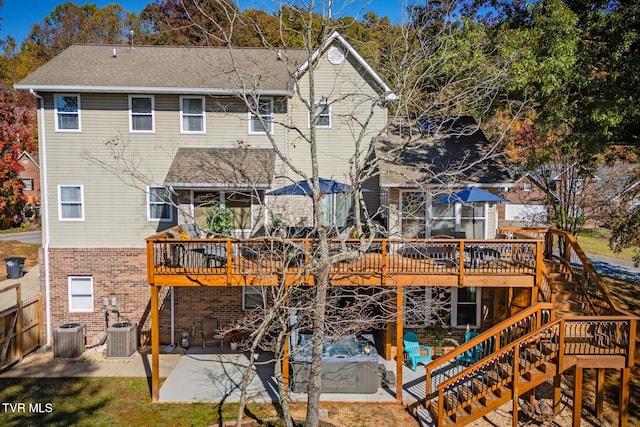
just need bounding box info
[0,86,37,228]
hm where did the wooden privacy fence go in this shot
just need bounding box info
[0,283,41,370]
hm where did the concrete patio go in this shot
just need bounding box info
[158,346,437,404]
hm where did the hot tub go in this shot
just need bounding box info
[290,334,379,393]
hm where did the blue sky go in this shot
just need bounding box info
[0,1,407,45]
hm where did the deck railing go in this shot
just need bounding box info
[146,228,542,286]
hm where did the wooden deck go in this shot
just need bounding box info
[146,235,543,288]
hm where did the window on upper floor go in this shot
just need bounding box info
[312,101,331,128]
[68,276,93,312]
[54,94,81,131]
[58,185,84,221]
[21,178,34,191]
[147,186,173,222]
[180,96,205,133]
[249,98,273,133]
[129,95,154,132]
[523,181,533,192]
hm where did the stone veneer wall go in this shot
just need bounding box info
[41,248,246,347]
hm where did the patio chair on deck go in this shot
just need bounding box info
[201,317,225,349]
[455,331,480,367]
[403,332,432,371]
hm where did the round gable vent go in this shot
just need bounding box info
[327,46,345,65]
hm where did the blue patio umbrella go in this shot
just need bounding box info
[266,178,369,227]
[435,186,509,204]
[435,186,508,238]
[265,177,356,196]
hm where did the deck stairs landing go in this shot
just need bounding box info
[416,264,632,426]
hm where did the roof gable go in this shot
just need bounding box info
[18,151,39,168]
[294,31,396,102]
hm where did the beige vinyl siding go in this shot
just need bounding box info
[487,204,497,239]
[42,92,286,248]
[287,47,387,181]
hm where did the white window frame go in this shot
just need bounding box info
[54,93,81,132]
[403,286,480,328]
[21,178,34,191]
[451,287,481,328]
[68,276,94,312]
[58,185,84,221]
[180,96,205,134]
[310,101,331,128]
[399,190,428,238]
[147,186,173,222]
[243,286,264,310]
[523,181,533,192]
[129,95,155,133]
[248,98,274,134]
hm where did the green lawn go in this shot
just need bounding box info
[576,229,636,261]
[0,377,280,426]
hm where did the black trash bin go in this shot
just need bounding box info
[5,257,26,279]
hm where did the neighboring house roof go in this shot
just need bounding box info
[375,117,513,188]
[164,148,275,189]
[18,151,39,168]
[14,31,396,101]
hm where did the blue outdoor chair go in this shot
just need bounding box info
[403,332,432,371]
[455,331,480,367]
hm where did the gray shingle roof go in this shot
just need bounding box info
[164,147,275,188]
[16,44,308,94]
[376,117,513,187]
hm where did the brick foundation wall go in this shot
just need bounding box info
[41,248,246,347]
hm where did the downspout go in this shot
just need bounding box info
[29,88,52,348]
[170,287,174,347]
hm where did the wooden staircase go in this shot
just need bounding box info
[544,260,592,317]
[417,229,637,427]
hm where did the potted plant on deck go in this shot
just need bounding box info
[431,323,460,357]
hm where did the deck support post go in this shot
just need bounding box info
[553,374,562,414]
[151,284,159,402]
[512,346,520,427]
[596,368,605,419]
[396,283,403,403]
[573,367,583,427]
[282,281,289,395]
[619,368,629,427]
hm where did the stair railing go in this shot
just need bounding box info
[425,303,554,399]
[434,319,564,426]
[545,229,633,317]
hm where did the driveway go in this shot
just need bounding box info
[586,253,640,283]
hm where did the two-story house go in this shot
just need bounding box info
[17,32,636,426]
[16,32,395,346]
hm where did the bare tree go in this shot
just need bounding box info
[84,1,522,426]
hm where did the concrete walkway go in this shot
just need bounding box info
[0,264,39,311]
[0,351,181,379]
